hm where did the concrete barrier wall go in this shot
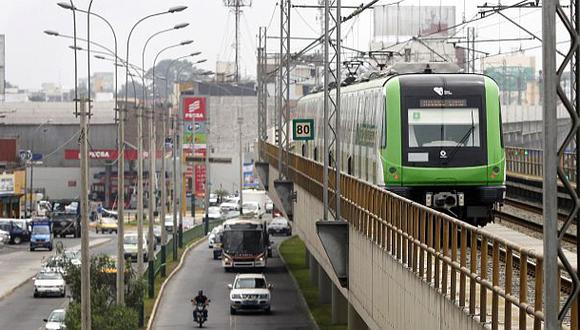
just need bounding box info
[267,164,483,330]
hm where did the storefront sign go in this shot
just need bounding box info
[0,173,15,194]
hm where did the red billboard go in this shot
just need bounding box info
[183,96,207,121]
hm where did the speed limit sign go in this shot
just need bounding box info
[293,119,314,141]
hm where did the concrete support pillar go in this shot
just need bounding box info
[331,283,347,325]
[348,302,368,330]
[309,252,319,287]
[305,247,310,268]
[318,264,331,304]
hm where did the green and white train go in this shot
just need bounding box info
[294,63,506,226]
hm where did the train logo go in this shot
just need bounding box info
[433,86,453,96]
[439,150,448,159]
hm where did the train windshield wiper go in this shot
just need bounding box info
[444,111,475,164]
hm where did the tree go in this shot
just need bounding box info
[63,255,144,330]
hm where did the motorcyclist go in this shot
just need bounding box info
[192,290,209,321]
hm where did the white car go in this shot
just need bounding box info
[228,273,272,314]
[220,202,240,216]
[0,229,9,245]
[164,216,175,233]
[123,234,148,262]
[43,308,66,330]
[207,206,223,220]
[208,225,223,248]
[33,271,66,298]
[242,202,264,219]
[268,217,292,236]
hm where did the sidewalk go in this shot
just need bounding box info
[0,237,111,300]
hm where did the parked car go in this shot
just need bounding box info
[43,308,66,330]
[0,219,30,244]
[0,229,10,245]
[268,217,292,236]
[123,233,148,262]
[33,271,66,298]
[228,273,272,314]
[95,217,118,234]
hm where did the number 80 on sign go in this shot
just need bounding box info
[292,119,314,141]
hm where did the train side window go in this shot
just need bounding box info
[348,156,353,175]
[301,144,306,157]
[499,98,504,148]
[314,147,318,162]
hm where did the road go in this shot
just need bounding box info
[0,232,117,330]
[153,236,315,330]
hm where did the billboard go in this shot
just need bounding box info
[0,35,4,101]
[0,173,14,195]
[181,96,209,198]
[374,6,456,38]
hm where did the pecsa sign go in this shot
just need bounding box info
[183,96,206,121]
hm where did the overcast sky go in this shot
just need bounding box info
[0,1,551,90]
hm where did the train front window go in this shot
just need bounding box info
[407,107,480,148]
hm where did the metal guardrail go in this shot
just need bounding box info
[263,142,578,329]
[506,146,576,181]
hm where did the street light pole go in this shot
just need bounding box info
[148,40,193,295]
[139,23,188,277]
[123,6,187,305]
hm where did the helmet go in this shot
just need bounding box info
[198,290,203,296]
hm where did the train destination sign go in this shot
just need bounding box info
[293,119,314,141]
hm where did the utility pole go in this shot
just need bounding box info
[278,0,291,179]
[137,99,144,275]
[79,98,92,330]
[238,108,243,214]
[160,104,168,277]
[222,0,252,82]
[148,94,157,299]
[235,0,240,82]
[172,110,179,260]
[204,103,211,234]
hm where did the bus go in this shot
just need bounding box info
[221,218,270,271]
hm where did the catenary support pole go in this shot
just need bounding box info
[542,0,559,328]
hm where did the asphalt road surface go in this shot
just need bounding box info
[153,236,315,330]
[0,233,117,330]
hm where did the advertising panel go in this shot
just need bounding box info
[242,162,259,188]
[373,6,456,38]
[0,173,15,195]
[180,96,209,198]
[64,149,161,161]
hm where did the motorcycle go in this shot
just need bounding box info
[192,301,208,328]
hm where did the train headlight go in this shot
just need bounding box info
[458,193,465,207]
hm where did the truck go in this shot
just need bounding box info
[221,218,270,271]
[30,218,53,251]
[48,199,81,238]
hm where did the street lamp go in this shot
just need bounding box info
[123,5,187,305]
[57,2,119,122]
[26,119,52,217]
[163,51,204,260]
[148,39,193,289]
[137,23,189,275]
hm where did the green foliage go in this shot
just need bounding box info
[64,255,144,330]
[214,188,229,198]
